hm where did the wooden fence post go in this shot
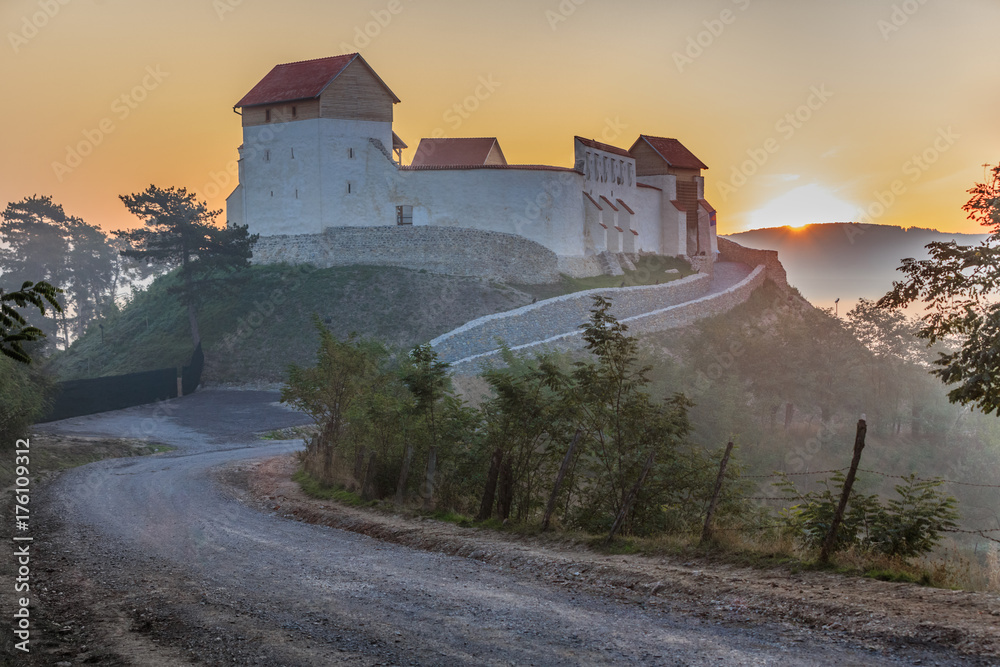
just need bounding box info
[819,417,867,564]
[604,449,656,546]
[542,430,582,532]
[700,441,735,546]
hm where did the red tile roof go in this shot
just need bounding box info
[599,195,619,212]
[400,164,580,173]
[235,54,400,108]
[575,136,633,159]
[614,226,624,233]
[671,200,686,211]
[616,199,635,215]
[410,138,506,167]
[583,192,603,210]
[392,131,408,150]
[599,223,608,229]
[630,229,639,235]
[636,182,662,191]
[630,135,708,170]
[698,199,716,214]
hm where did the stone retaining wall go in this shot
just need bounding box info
[430,272,713,363]
[717,237,788,290]
[443,265,767,371]
[251,226,563,284]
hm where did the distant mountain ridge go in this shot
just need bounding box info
[724,223,988,310]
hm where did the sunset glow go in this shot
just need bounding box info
[2,1,998,236]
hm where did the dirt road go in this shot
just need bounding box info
[19,389,999,665]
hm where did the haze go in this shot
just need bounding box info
[2,0,998,236]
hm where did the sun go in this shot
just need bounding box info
[748,184,857,230]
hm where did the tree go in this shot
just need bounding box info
[1,354,54,446]
[398,344,456,508]
[281,318,387,483]
[63,218,118,338]
[478,348,569,521]
[115,185,258,346]
[1,195,129,345]
[1,196,72,345]
[878,162,1000,413]
[565,296,694,536]
[1,281,63,364]
[845,299,923,433]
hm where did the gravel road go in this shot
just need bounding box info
[26,389,994,665]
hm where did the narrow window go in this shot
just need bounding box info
[348,147,354,159]
[265,108,271,122]
[265,150,270,162]
[295,189,299,199]
[291,147,295,159]
[292,105,297,118]
[347,182,353,194]
[396,205,413,225]
[270,190,273,197]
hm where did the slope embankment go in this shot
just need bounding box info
[432,261,766,369]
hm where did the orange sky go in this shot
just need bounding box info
[2,0,998,236]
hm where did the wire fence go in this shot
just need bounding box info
[706,460,1000,544]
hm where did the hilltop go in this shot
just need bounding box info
[45,256,693,385]
[725,223,988,309]
[45,264,533,385]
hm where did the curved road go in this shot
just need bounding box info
[36,390,923,665]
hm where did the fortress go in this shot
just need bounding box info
[225,53,720,282]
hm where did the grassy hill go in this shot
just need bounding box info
[46,264,534,385]
[47,256,694,385]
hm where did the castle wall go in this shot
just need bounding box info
[430,272,713,362]
[439,265,767,370]
[633,186,663,254]
[232,118,396,235]
[250,225,563,283]
[390,167,588,257]
[717,237,789,290]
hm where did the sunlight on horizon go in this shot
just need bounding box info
[747,184,858,230]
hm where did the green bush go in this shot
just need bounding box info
[0,355,52,448]
[776,471,959,558]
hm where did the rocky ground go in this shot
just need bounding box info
[5,390,999,666]
[229,454,1000,665]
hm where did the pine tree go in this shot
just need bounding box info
[115,185,258,347]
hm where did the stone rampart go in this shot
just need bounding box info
[430,273,713,363]
[441,265,767,371]
[717,237,788,291]
[251,226,563,284]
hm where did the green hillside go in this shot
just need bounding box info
[47,256,693,385]
[46,264,533,384]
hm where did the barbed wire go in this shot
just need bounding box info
[740,468,847,479]
[707,517,1000,542]
[940,528,1000,544]
[855,468,1000,489]
[732,467,1000,489]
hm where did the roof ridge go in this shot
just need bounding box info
[275,53,358,67]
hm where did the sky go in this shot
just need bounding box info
[2,0,998,236]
